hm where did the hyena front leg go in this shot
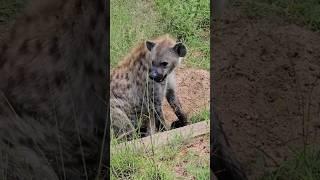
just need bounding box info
[153,100,167,132]
[165,73,188,128]
[147,83,168,134]
[166,88,188,129]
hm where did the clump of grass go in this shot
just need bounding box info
[237,0,320,31]
[261,146,320,180]
[189,108,210,124]
[111,141,175,179]
[111,147,144,179]
[157,133,185,160]
[139,164,174,180]
[110,0,162,67]
[185,150,210,180]
[154,0,210,70]
[110,135,181,179]
[154,0,209,40]
[111,132,210,179]
[111,0,210,70]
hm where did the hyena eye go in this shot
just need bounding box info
[160,62,168,67]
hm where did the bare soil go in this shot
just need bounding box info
[213,6,320,179]
[174,135,210,180]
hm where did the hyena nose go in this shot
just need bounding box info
[149,69,164,82]
[149,69,158,79]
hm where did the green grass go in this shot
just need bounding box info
[189,107,210,124]
[110,0,163,67]
[111,134,182,179]
[111,146,174,179]
[0,0,27,23]
[154,0,210,70]
[110,132,184,179]
[111,0,210,69]
[236,0,320,31]
[261,146,320,180]
[185,150,210,180]
[111,152,174,179]
[111,134,209,179]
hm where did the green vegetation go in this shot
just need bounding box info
[236,0,320,31]
[0,0,26,23]
[189,107,210,124]
[110,0,162,67]
[185,151,210,180]
[154,0,210,69]
[111,134,209,180]
[111,0,210,69]
[111,145,174,179]
[261,146,320,180]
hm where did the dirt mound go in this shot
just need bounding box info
[163,66,210,123]
[213,7,320,179]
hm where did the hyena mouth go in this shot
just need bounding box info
[149,74,168,83]
[159,74,167,82]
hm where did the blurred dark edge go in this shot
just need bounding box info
[105,0,110,179]
[0,0,110,179]
[210,0,248,179]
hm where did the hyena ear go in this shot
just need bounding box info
[146,41,156,51]
[173,42,187,57]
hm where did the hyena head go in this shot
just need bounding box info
[146,38,187,83]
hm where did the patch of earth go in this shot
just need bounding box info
[163,66,210,124]
[173,135,209,180]
[213,5,320,180]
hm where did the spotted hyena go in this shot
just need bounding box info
[0,0,108,179]
[110,34,188,139]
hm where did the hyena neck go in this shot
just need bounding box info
[117,42,152,77]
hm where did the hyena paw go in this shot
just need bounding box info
[170,119,188,129]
